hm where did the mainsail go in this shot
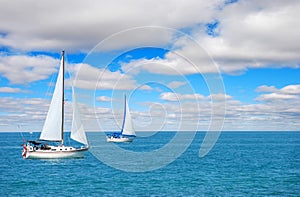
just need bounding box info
[40,55,64,142]
[121,96,136,136]
[70,87,88,145]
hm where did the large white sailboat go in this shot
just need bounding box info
[22,51,89,159]
[106,95,136,143]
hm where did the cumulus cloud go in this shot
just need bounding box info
[1,0,299,131]
[207,93,232,101]
[138,84,153,91]
[0,87,23,93]
[0,97,51,131]
[280,85,300,95]
[256,93,298,101]
[1,0,299,74]
[73,63,143,90]
[256,84,300,101]
[160,92,205,102]
[0,54,59,84]
[120,36,220,76]
[1,83,300,131]
[0,95,116,132]
[114,0,300,75]
[0,52,154,93]
[221,84,300,130]
[256,85,278,93]
[198,0,300,73]
[0,0,222,52]
[135,90,300,131]
[96,96,114,102]
[168,81,187,89]
[121,57,198,76]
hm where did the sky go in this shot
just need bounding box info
[0,0,299,132]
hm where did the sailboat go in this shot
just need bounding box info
[106,95,136,143]
[22,51,89,159]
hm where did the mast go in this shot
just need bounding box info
[61,50,65,145]
[120,94,126,134]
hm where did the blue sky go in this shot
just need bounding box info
[0,0,299,132]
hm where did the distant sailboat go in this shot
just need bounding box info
[22,51,89,159]
[106,95,136,142]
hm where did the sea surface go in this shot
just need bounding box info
[0,131,299,196]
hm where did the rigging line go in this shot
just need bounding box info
[18,125,36,143]
[63,51,75,105]
[44,59,59,101]
[18,125,26,143]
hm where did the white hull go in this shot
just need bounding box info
[106,136,135,143]
[23,145,88,159]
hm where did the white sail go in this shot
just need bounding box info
[70,87,88,145]
[121,96,136,136]
[40,56,64,141]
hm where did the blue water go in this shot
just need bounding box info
[1,132,299,196]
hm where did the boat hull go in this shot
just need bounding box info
[106,136,135,143]
[23,145,88,159]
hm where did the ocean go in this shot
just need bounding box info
[1,131,299,196]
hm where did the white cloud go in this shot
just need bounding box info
[73,63,139,90]
[1,0,298,75]
[160,92,179,102]
[168,81,186,89]
[119,1,300,75]
[138,84,152,91]
[0,52,152,92]
[0,97,51,131]
[256,84,300,101]
[117,1,300,76]
[281,85,300,95]
[1,0,299,132]
[164,37,220,74]
[0,87,23,93]
[256,85,278,93]
[0,0,223,52]
[257,84,300,94]
[0,95,115,132]
[160,92,205,102]
[96,96,113,102]
[256,93,298,101]
[121,57,197,76]
[120,51,218,76]
[223,93,300,130]
[152,84,300,131]
[207,93,232,101]
[0,54,59,84]
[198,0,300,73]
[2,83,300,132]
